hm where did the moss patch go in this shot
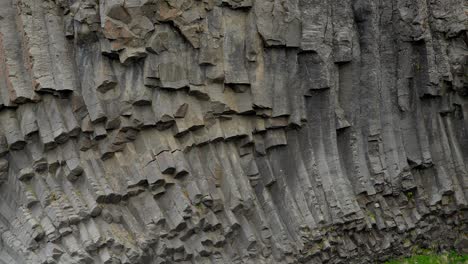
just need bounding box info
[385,251,468,264]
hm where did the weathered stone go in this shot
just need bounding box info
[156,151,175,174]
[0,0,466,263]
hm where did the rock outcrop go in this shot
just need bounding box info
[0,0,467,263]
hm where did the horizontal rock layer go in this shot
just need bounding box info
[0,0,467,263]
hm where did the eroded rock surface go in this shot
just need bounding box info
[0,0,467,263]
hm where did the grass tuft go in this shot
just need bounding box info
[385,251,468,264]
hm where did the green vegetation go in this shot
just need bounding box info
[385,251,468,264]
[366,210,376,221]
[405,191,414,200]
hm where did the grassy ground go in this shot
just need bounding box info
[385,252,468,264]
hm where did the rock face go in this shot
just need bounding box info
[0,0,467,263]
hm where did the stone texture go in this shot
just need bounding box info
[0,0,467,263]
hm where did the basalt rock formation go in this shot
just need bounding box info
[0,0,467,263]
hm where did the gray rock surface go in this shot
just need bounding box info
[0,0,467,263]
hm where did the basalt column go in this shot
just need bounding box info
[0,0,467,263]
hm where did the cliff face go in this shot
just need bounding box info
[0,0,467,263]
